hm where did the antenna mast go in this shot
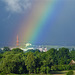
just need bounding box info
[16,35,19,47]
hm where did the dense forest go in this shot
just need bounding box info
[0,47,75,74]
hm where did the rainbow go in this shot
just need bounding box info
[18,0,63,46]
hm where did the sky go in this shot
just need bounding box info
[0,0,75,47]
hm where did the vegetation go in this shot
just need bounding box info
[66,70,74,75]
[0,47,75,74]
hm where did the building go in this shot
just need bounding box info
[69,60,75,65]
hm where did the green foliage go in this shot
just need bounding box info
[12,48,23,53]
[40,66,50,74]
[51,65,58,71]
[36,68,40,74]
[47,48,58,65]
[3,47,11,52]
[0,54,3,59]
[25,52,35,74]
[25,49,40,54]
[0,51,26,74]
[0,72,6,75]
[70,50,75,60]
[0,47,75,74]
[66,70,74,75]
[51,65,75,71]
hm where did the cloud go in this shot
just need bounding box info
[2,0,31,13]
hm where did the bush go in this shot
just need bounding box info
[0,72,6,75]
[66,70,74,75]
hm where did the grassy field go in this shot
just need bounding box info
[3,70,75,75]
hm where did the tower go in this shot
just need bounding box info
[16,35,19,46]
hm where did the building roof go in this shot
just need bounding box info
[69,60,75,65]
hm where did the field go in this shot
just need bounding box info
[6,70,75,75]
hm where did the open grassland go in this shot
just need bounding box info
[6,70,75,75]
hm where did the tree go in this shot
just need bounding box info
[40,66,50,74]
[46,66,50,74]
[58,47,70,64]
[40,66,46,74]
[3,47,10,52]
[25,52,35,74]
[0,51,26,74]
[46,48,58,65]
[66,70,74,75]
[70,50,75,60]
[12,48,23,53]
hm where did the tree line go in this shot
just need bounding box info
[0,47,75,74]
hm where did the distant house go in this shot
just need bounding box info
[69,60,75,65]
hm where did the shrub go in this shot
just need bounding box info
[0,72,6,75]
[66,70,74,75]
